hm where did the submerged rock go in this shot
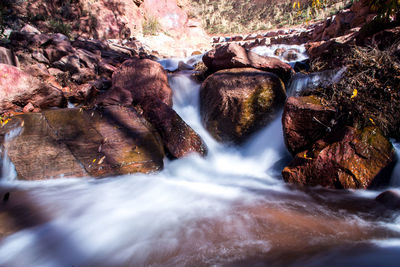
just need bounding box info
[282,96,337,155]
[282,126,396,189]
[203,43,294,83]
[0,64,66,113]
[200,68,286,144]
[0,107,165,180]
[376,190,400,210]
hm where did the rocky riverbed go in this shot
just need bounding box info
[0,0,400,265]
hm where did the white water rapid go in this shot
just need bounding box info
[0,64,400,266]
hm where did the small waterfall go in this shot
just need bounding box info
[286,67,347,96]
[0,60,399,266]
[0,127,21,182]
[391,143,400,187]
[158,53,203,72]
[251,44,309,64]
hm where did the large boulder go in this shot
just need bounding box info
[200,68,286,144]
[282,96,337,155]
[0,106,165,180]
[0,64,66,113]
[203,43,294,83]
[99,59,173,107]
[98,58,207,158]
[141,100,207,158]
[282,126,396,189]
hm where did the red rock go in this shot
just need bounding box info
[20,24,41,34]
[200,68,286,143]
[141,100,207,158]
[1,107,165,180]
[100,58,173,107]
[67,83,98,104]
[44,42,74,63]
[203,43,294,83]
[282,126,395,189]
[0,64,66,113]
[9,32,51,49]
[22,102,35,113]
[71,68,97,84]
[283,96,336,155]
[306,31,357,69]
[52,55,81,73]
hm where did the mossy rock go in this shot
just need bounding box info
[200,68,286,144]
[1,106,165,180]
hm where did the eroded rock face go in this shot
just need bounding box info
[100,59,173,107]
[0,64,66,113]
[1,106,165,180]
[200,68,286,144]
[282,126,395,189]
[282,96,337,155]
[203,43,294,83]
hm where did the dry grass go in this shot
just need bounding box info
[189,0,353,34]
[307,43,400,140]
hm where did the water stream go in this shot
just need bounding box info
[0,59,399,266]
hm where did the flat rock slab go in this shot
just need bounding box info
[1,106,164,180]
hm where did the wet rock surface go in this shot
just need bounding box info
[282,96,337,155]
[200,68,286,144]
[282,126,396,189]
[203,44,294,83]
[0,107,165,180]
[141,100,208,158]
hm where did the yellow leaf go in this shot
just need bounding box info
[350,89,358,99]
[92,158,96,163]
[369,118,376,125]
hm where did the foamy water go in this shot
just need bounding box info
[251,44,309,64]
[0,65,400,266]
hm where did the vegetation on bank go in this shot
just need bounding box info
[142,16,160,36]
[189,0,353,34]
[307,42,400,141]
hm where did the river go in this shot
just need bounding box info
[0,48,399,266]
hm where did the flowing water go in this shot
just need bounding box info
[0,59,400,266]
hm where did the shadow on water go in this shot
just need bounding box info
[0,187,88,266]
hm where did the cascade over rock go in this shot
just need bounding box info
[200,68,286,144]
[98,58,207,158]
[141,100,208,158]
[0,107,165,180]
[282,126,395,189]
[203,43,294,83]
[282,96,337,155]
